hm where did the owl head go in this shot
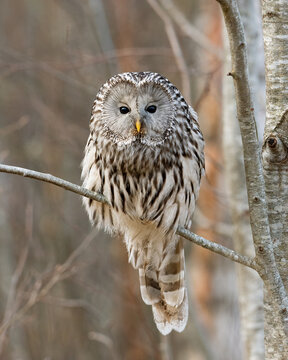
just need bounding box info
[91,72,186,146]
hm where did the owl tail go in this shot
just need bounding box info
[138,239,188,335]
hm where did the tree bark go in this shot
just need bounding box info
[262,1,288,358]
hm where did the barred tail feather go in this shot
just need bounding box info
[139,268,161,305]
[159,239,185,307]
[138,238,188,335]
[152,289,188,335]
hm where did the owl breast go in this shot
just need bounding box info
[82,126,202,238]
[104,140,176,222]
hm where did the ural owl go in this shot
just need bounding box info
[81,72,205,335]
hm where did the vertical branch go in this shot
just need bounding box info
[222,3,264,356]
[0,205,32,354]
[0,228,97,336]
[87,0,119,75]
[146,0,191,100]
[159,0,223,59]
[159,335,173,360]
[237,0,265,139]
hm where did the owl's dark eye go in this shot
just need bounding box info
[146,105,157,113]
[119,106,130,114]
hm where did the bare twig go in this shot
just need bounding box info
[89,331,118,360]
[159,335,173,360]
[1,48,172,77]
[42,296,100,318]
[0,163,257,270]
[0,163,109,205]
[0,227,98,335]
[222,0,265,356]
[0,116,30,136]
[146,0,191,100]
[0,204,33,354]
[0,47,172,94]
[177,226,257,270]
[194,70,216,112]
[159,0,223,60]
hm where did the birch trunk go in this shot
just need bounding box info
[222,0,265,355]
[262,1,288,358]
[217,0,288,358]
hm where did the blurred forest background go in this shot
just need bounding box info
[0,0,255,359]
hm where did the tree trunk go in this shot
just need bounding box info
[262,1,288,358]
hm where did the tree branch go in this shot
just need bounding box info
[158,0,223,60]
[222,0,265,355]
[146,0,191,100]
[0,226,98,336]
[0,163,109,205]
[177,226,257,270]
[216,1,272,260]
[0,163,257,270]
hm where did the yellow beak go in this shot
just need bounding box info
[135,119,141,133]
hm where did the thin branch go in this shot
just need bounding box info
[146,0,191,100]
[159,0,223,60]
[88,331,118,360]
[194,70,215,112]
[0,204,33,354]
[0,227,97,335]
[1,47,172,94]
[215,1,270,261]
[0,116,30,136]
[222,1,265,355]
[0,163,109,205]
[159,335,173,360]
[177,226,257,270]
[42,296,99,315]
[0,163,257,270]
[1,48,172,76]
[0,237,29,353]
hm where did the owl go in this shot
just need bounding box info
[81,72,205,335]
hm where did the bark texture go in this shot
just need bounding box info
[262,1,288,358]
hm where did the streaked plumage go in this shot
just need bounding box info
[81,72,205,335]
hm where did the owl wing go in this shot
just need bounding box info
[81,135,100,223]
[81,134,116,232]
[188,105,205,176]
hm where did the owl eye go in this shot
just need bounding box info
[119,106,130,114]
[146,105,157,113]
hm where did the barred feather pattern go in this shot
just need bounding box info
[81,72,205,335]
